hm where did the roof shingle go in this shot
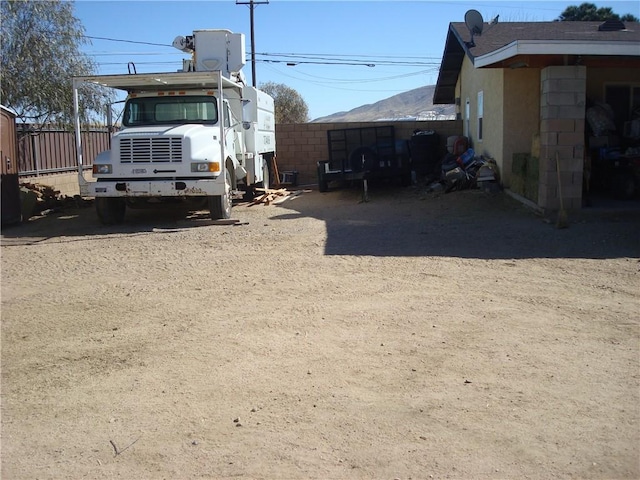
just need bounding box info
[451,21,640,59]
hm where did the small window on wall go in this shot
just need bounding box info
[465,98,470,137]
[477,91,484,141]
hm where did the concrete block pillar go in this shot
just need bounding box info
[538,65,586,211]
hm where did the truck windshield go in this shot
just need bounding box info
[122,96,218,126]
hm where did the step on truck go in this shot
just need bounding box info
[73,29,276,224]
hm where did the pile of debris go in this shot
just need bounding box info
[424,149,501,194]
[249,188,292,206]
[19,182,87,219]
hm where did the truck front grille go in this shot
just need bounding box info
[120,137,182,163]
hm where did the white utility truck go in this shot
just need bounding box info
[73,29,276,224]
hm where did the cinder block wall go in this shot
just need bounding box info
[538,66,586,211]
[275,120,463,186]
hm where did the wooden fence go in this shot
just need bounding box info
[17,126,110,176]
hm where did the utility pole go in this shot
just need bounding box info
[236,0,269,87]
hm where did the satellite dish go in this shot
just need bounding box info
[465,10,484,35]
[464,9,484,47]
[172,35,194,53]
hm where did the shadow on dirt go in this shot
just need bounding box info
[272,183,640,260]
[0,201,228,246]
[2,184,639,260]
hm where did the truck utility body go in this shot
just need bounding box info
[73,30,275,224]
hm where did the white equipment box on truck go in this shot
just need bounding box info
[73,29,276,224]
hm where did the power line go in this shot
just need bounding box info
[260,59,376,67]
[94,61,184,66]
[86,52,185,57]
[82,34,442,64]
[236,0,269,87]
[85,35,172,47]
[259,63,437,92]
[257,52,443,61]
[81,34,443,73]
[258,58,439,67]
[86,53,435,66]
[269,66,440,85]
[262,73,423,95]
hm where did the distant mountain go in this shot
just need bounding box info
[311,85,455,123]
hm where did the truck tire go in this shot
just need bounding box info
[95,197,126,225]
[209,170,232,219]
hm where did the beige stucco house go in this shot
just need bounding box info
[434,19,640,210]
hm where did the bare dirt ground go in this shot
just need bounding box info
[1,183,639,480]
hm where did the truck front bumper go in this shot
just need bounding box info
[90,179,223,197]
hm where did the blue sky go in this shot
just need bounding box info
[73,0,639,120]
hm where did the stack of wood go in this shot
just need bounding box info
[19,182,89,218]
[20,182,61,202]
[19,182,67,214]
[249,187,291,206]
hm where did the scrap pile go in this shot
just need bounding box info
[417,135,501,195]
[440,149,500,193]
[20,182,62,205]
[19,182,86,218]
[249,187,292,206]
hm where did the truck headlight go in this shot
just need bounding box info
[191,162,220,173]
[93,164,112,174]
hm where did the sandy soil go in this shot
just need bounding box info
[1,183,639,480]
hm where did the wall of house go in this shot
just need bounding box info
[457,57,506,182]
[458,60,589,211]
[586,67,639,103]
[503,68,541,188]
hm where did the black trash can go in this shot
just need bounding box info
[410,130,440,176]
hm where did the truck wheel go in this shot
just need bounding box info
[95,197,125,225]
[209,170,232,219]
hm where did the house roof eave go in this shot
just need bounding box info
[433,24,469,105]
[475,40,640,68]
